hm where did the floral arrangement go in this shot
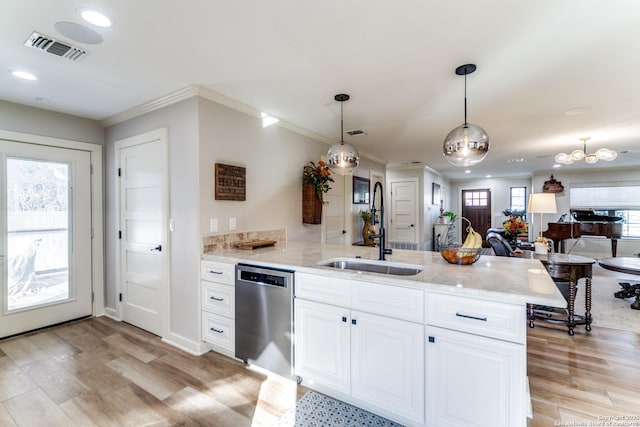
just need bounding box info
[303,160,334,199]
[503,215,528,235]
[360,210,372,222]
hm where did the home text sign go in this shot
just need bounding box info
[215,163,246,201]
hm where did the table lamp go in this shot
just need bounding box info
[527,193,557,254]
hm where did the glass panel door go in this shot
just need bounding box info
[7,158,70,311]
[1,140,92,338]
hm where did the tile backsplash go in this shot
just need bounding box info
[202,228,286,253]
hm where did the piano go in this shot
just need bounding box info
[542,209,623,257]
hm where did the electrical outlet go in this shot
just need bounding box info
[229,217,237,231]
[210,218,218,232]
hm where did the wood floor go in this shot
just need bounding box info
[1,316,639,426]
[0,317,306,426]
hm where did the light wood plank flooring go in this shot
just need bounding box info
[0,317,306,426]
[1,316,639,426]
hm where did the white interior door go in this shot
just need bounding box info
[117,129,169,336]
[0,140,92,338]
[390,179,418,243]
[324,175,347,244]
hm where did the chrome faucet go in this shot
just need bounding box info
[370,181,393,260]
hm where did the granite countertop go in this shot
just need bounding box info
[202,241,565,307]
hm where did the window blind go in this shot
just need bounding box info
[570,181,640,209]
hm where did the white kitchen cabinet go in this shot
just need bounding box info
[294,299,350,395]
[425,292,527,427]
[351,310,424,425]
[201,260,235,356]
[294,273,425,426]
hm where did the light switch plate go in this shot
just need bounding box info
[229,217,237,231]
[210,218,218,232]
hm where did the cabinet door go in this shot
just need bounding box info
[351,311,425,425]
[294,299,350,395]
[425,326,526,427]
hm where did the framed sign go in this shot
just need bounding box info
[353,176,370,204]
[215,163,246,201]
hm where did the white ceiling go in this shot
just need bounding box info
[2,0,640,180]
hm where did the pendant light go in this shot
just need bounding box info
[443,64,490,167]
[327,93,359,175]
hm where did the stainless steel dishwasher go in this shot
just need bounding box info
[235,263,294,379]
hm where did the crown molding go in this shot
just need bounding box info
[101,86,199,127]
[100,84,385,164]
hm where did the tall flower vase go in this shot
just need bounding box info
[362,220,376,245]
[302,184,323,224]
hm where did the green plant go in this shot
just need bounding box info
[360,210,372,222]
[302,160,334,199]
[442,211,457,222]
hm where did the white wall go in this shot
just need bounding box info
[0,100,103,144]
[104,98,200,342]
[448,176,533,241]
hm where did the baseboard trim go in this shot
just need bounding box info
[103,307,120,321]
[162,332,211,356]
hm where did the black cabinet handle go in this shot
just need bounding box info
[151,245,162,251]
[428,336,435,343]
[209,296,224,302]
[342,316,347,323]
[456,312,487,322]
[351,319,357,325]
[210,327,224,334]
[208,270,223,275]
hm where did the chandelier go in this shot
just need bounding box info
[555,137,617,165]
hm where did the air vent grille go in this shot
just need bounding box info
[24,31,87,61]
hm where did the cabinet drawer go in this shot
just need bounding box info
[426,293,525,344]
[201,260,234,285]
[351,281,424,323]
[202,281,234,317]
[295,272,350,306]
[202,311,235,352]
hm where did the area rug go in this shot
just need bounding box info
[278,391,402,427]
[573,263,640,334]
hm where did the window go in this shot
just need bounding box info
[570,181,640,238]
[594,209,640,238]
[510,187,527,212]
[464,191,488,206]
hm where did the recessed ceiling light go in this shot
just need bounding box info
[506,158,524,163]
[465,170,471,174]
[11,70,37,80]
[80,9,112,27]
[553,164,562,168]
[486,175,492,178]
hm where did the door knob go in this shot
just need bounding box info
[410,224,414,228]
[151,245,162,251]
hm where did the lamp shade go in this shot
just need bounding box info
[527,193,557,214]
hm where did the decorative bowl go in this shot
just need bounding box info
[440,244,482,265]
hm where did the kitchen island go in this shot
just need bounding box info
[202,242,564,427]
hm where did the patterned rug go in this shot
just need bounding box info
[278,391,403,426]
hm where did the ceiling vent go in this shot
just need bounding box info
[23,31,87,61]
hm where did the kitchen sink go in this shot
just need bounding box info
[319,258,423,276]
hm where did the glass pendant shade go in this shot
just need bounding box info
[327,141,360,175]
[442,64,490,167]
[327,93,359,175]
[443,123,489,167]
